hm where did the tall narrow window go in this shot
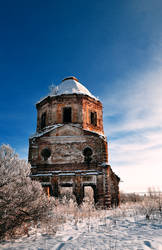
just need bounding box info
[41,112,46,129]
[90,111,97,126]
[63,107,72,123]
[83,147,93,166]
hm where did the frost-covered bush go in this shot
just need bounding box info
[120,191,143,204]
[139,192,162,220]
[0,144,52,240]
[120,192,162,220]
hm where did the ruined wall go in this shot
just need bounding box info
[29,125,108,167]
[29,91,120,209]
[36,100,51,132]
[31,165,119,208]
[36,94,104,135]
[53,95,82,124]
[82,96,104,135]
[109,169,120,207]
[36,95,83,132]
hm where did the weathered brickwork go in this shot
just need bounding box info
[82,96,103,134]
[29,77,120,208]
[36,94,103,134]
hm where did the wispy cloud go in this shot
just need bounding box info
[102,51,162,192]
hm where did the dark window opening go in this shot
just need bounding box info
[41,112,46,129]
[41,148,51,161]
[90,111,97,126]
[83,147,93,166]
[63,107,72,123]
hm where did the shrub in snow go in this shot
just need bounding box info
[140,192,162,220]
[0,144,53,240]
[120,191,143,204]
[120,189,162,219]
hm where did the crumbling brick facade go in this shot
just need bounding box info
[29,77,120,208]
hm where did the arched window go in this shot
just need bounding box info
[83,147,93,166]
[41,112,46,129]
[41,148,51,161]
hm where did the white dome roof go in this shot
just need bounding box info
[50,77,96,99]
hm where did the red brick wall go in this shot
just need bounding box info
[82,97,104,135]
[36,94,104,135]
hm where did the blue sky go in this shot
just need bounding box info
[0,0,162,192]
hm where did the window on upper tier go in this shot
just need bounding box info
[41,112,46,129]
[90,111,97,126]
[63,107,72,123]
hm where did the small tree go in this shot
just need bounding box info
[0,144,52,239]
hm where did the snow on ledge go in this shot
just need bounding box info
[29,124,63,139]
[29,123,106,140]
[83,128,106,139]
[100,162,109,167]
[31,170,102,177]
[36,95,49,105]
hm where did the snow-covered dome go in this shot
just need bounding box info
[50,76,96,99]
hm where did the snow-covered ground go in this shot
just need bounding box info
[1,206,162,250]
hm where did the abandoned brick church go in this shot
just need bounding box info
[28,76,120,208]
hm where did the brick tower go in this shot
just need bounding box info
[29,76,120,208]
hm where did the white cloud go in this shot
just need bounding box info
[103,67,162,132]
[102,55,162,193]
